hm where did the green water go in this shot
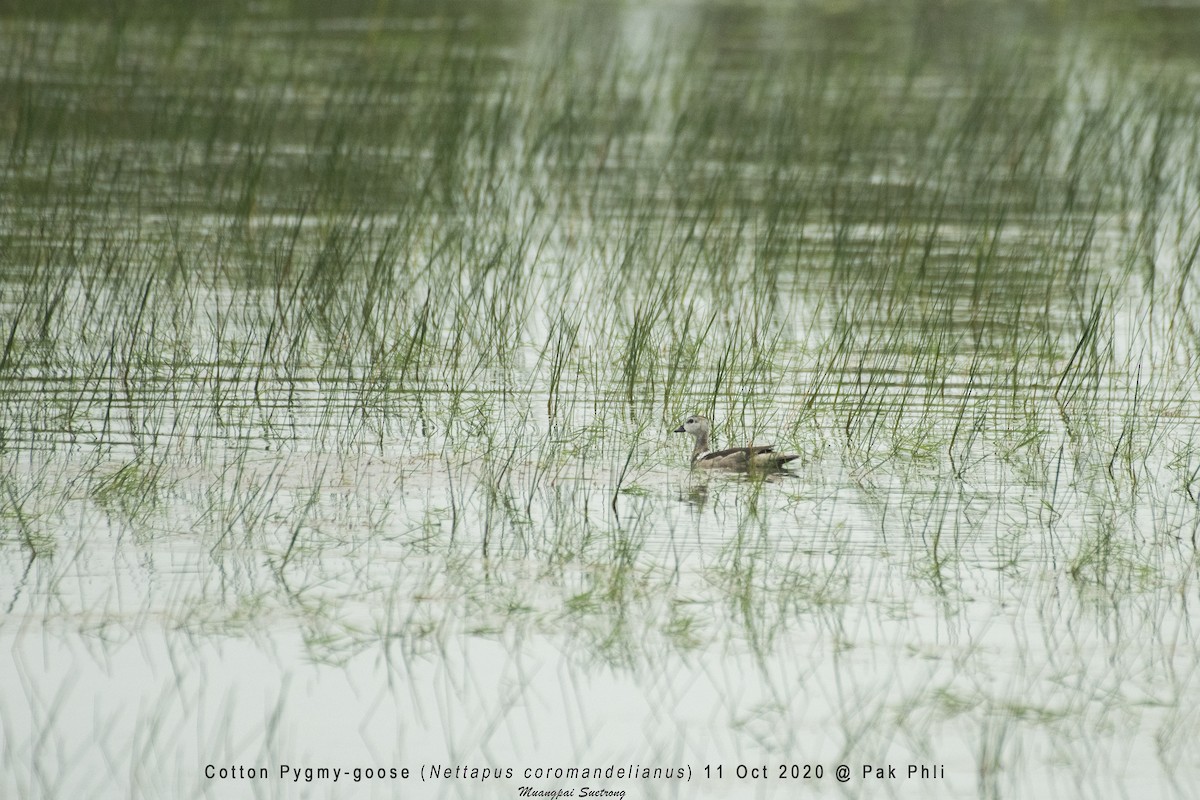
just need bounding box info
[3,2,1200,798]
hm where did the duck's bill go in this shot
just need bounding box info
[673,425,685,433]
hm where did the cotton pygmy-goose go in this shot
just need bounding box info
[673,415,799,470]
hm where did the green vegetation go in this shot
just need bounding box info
[2,1,1200,797]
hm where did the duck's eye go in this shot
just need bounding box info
[686,417,695,424]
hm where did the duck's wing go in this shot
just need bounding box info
[749,451,800,468]
[698,445,799,470]
[698,445,776,462]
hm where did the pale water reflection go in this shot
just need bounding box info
[5,573,1195,798]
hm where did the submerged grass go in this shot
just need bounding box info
[1,0,1197,624]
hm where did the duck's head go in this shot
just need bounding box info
[673,414,711,440]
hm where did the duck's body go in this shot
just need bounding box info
[673,415,799,470]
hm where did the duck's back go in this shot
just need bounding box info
[697,445,797,470]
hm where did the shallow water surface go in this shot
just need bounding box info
[3,2,1200,798]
